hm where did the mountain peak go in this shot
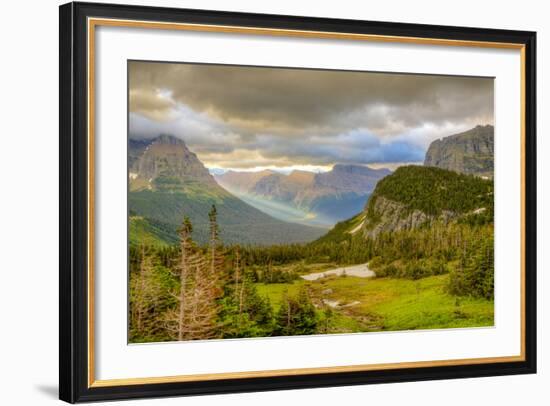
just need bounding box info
[255,169,276,175]
[130,135,217,191]
[153,134,186,146]
[424,125,494,177]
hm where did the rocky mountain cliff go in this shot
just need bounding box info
[424,125,494,178]
[128,135,325,245]
[362,195,456,239]
[129,138,150,172]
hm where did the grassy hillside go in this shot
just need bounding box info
[129,189,326,246]
[129,216,178,246]
[313,212,366,244]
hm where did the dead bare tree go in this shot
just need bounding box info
[165,213,224,341]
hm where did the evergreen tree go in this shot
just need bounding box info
[448,232,494,299]
[129,245,160,338]
[274,287,318,336]
[129,245,177,342]
[218,246,275,338]
[208,204,224,275]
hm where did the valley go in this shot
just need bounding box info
[215,164,390,227]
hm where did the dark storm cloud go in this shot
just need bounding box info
[128,61,493,168]
[129,61,493,135]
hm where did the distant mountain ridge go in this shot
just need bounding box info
[215,164,391,225]
[215,169,277,194]
[128,135,325,245]
[424,125,494,178]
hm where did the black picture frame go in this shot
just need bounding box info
[59,1,537,403]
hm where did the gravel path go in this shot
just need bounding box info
[301,263,375,281]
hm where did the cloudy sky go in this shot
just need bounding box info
[129,61,494,172]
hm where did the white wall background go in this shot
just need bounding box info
[0,0,546,404]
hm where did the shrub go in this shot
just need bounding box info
[368,256,384,270]
[405,261,430,280]
[274,287,318,336]
[375,263,399,278]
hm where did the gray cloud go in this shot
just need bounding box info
[129,61,493,136]
[128,61,493,169]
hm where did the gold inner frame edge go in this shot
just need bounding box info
[86,17,527,388]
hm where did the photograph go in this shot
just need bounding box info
[54,1,536,402]
[127,61,495,343]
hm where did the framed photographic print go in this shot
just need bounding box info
[59,2,537,403]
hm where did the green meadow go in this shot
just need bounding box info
[256,273,493,334]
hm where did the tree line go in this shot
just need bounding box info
[368,165,494,217]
